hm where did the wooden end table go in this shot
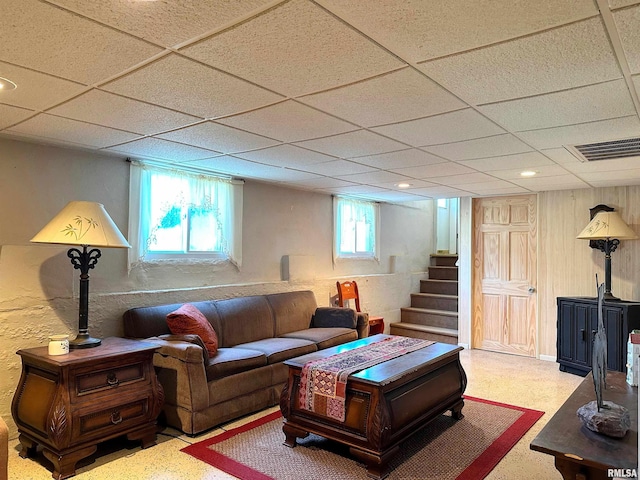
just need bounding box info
[530,371,637,479]
[12,337,164,479]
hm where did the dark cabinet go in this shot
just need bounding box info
[557,297,640,376]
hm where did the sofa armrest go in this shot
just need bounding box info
[311,307,368,339]
[146,336,209,413]
[356,312,370,339]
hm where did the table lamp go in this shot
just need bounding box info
[31,201,130,348]
[577,211,637,301]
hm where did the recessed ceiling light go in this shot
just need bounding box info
[0,77,17,91]
[396,182,412,189]
[520,170,537,177]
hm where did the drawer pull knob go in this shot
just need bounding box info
[111,411,122,425]
[107,372,119,387]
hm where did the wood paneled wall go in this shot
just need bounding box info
[538,186,640,357]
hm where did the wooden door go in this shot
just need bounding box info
[472,195,537,356]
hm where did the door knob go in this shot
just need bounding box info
[528,286,536,294]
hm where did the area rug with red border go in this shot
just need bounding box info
[182,396,544,480]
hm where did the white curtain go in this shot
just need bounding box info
[333,196,379,264]
[128,162,243,270]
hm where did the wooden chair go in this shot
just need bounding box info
[336,281,385,335]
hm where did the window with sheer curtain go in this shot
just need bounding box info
[333,196,379,262]
[128,162,243,268]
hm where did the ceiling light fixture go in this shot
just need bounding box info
[520,170,537,177]
[0,77,17,91]
[396,183,412,189]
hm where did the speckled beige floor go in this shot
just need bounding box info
[8,349,584,480]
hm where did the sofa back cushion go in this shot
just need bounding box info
[267,290,318,336]
[123,300,223,343]
[215,295,274,347]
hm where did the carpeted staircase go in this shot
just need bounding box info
[390,254,458,344]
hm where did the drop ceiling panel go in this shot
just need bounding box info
[285,177,357,189]
[352,149,446,169]
[234,144,337,168]
[614,5,640,74]
[419,18,621,104]
[0,62,86,111]
[101,54,284,119]
[391,162,476,179]
[105,137,218,162]
[337,170,411,184]
[358,190,429,202]
[430,172,497,185]
[49,90,200,135]
[490,164,570,180]
[7,114,140,149]
[0,0,163,85]
[577,168,640,184]
[541,147,583,164]
[517,116,640,150]
[400,185,471,198]
[298,68,465,127]
[610,1,640,8]
[320,185,388,196]
[47,0,275,48]
[511,174,590,190]
[460,183,530,195]
[319,0,598,62]
[294,130,407,158]
[458,151,554,171]
[216,101,357,142]
[180,0,405,96]
[561,156,640,173]
[0,105,35,130]
[186,155,285,179]
[373,109,505,147]
[296,160,377,176]
[424,134,533,161]
[478,80,635,131]
[156,121,278,154]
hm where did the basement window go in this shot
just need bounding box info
[128,162,243,267]
[333,196,379,261]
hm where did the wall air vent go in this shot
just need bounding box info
[565,137,640,162]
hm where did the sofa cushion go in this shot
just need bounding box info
[167,304,219,356]
[312,307,357,329]
[266,291,318,336]
[205,347,267,380]
[233,337,316,364]
[215,296,274,347]
[281,327,358,350]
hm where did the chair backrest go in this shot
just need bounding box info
[336,280,361,312]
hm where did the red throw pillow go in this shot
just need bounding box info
[167,304,218,356]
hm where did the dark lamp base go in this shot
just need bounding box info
[70,334,102,349]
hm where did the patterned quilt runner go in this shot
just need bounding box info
[298,336,434,422]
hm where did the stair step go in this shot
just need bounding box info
[430,254,458,267]
[401,307,458,330]
[420,279,458,295]
[410,293,458,311]
[428,265,458,280]
[390,323,458,345]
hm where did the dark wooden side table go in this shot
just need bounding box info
[11,337,164,479]
[530,371,637,479]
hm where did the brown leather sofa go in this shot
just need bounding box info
[123,290,368,435]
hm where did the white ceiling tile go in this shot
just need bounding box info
[357,190,429,202]
[373,109,505,147]
[419,18,621,104]
[490,164,571,180]
[287,177,357,189]
[461,183,530,195]
[610,0,640,9]
[614,5,640,74]
[586,177,640,187]
[156,121,277,154]
[391,162,477,179]
[294,130,407,158]
[297,160,377,176]
[576,168,640,183]
[234,144,337,168]
[450,179,520,190]
[424,134,533,161]
[320,0,598,61]
[0,104,35,130]
[430,172,497,185]
[401,186,471,198]
[180,0,404,96]
[0,62,86,111]
[106,137,218,162]
[101,54,283,119]
[541,147,584,164]
[216,101,357,142]
[478,80,635,131]
[186,155,274,178]
[49,90,200,135]
[48,0,275,48]
[298,68,465,127]
[561,156,640,173]
[7,114,140,148]
[458,151,555,171]
[376,179,438,190]
[517,116,640,149]
[511,173,590,190]
[352,149,446,169]
[337,170,411,184]
[320,185,388,196]
[0,0,162,85]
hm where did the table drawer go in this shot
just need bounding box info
[73,361,146,398]
[76,397,150,439]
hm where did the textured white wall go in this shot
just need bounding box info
[0,137,434,438]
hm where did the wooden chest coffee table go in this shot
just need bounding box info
[280,334,467,479]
